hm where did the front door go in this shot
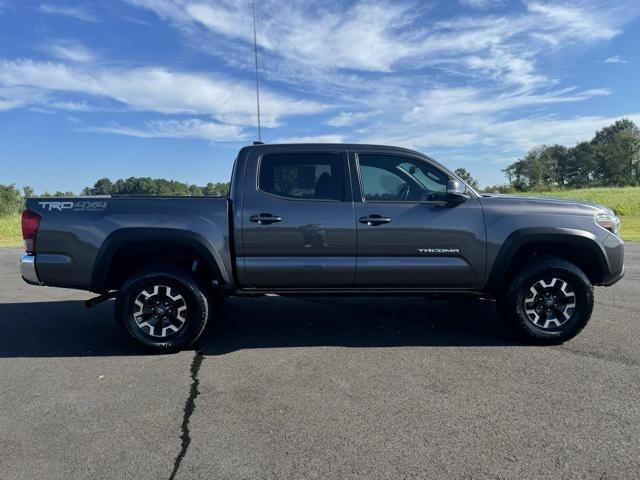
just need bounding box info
[240,149,356,287]
[352,151,486,288]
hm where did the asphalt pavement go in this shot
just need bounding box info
[1,245,639,479]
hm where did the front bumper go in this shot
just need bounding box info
[20,254,43,285]
[600,266,624,286]
[599,233,625,286]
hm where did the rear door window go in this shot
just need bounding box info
[259,153,345,201]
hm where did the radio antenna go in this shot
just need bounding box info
[251,0,262,142]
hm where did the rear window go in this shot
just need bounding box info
[258,152,345,201]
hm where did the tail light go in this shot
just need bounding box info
[21,210,41,254]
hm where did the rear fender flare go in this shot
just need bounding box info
[90,228,228,292]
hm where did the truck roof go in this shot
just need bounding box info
[242,142,422,153]
[239,142,451,175]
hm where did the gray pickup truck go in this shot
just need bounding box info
[20,143,624,352]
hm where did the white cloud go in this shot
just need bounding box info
[39,3,98,22]
[129,0,638,78]
[0,98,25,111]
[458,0,503,8]
[47,100,102,112]
[483,113,640,149]
[87,5,628,168]
[275,134,346,144]
[46,40,96,63]
[132,0,416,72]
[0,59,327,127]
[365,112,640,153]
[526,2,620,41]
[6,0,638,164]
[402,86,610,124]
[604,55,628,64]
[0,86,47,111]
[326,111,376,127]
[84,119,245,141]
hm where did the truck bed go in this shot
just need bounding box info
[27,196,232,291]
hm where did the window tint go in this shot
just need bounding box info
[358,154,449,202]
[259,152,345,201]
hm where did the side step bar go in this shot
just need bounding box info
[85,291,117,309]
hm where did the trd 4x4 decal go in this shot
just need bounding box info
[38,201,107,212]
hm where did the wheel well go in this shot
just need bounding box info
[498,240,607,290]
[101,241,219,291]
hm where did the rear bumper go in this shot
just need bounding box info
[20,254,43,285]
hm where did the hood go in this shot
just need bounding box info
[480,193,611,215]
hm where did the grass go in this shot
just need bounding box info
[523,186,640,242]
[0,186,638,248]
[524,186,640,216]
[620,215,640,241]
[0,215,22,248]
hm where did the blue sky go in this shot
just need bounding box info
[1,0,640,193]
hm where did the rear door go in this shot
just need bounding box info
[352,150,486,288]
[238,148,356,287]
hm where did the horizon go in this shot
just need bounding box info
[1,0,640,192]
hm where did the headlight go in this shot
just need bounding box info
[595,213,621,236]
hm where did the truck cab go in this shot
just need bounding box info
[233,144,485,290]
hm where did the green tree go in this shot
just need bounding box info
[0,184,24,216]
[504,145,559,190]
[95,178,114,195]
[23,186,35,198]
[502,118,640,190]
[80,177,231,197]
[202,182,230,196]
[481,184,513,194]
[454,168,479,190]
[564,141,595,188]
[189,184,203,196]
[590,119,640,186]
[591,118,640,186]
[546,145,570,187]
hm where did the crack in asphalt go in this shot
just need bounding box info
[169,349,204,480]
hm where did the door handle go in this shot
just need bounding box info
[250,213,283,225]
[359,214,391,226]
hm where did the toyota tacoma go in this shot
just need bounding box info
[20,143,624,352]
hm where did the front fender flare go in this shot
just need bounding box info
[485,227,610,293]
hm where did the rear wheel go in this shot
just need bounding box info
[497,257,594,344]
[115,266,209,353]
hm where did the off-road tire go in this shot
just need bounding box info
[497,256,594,344]
[114,265,209,353]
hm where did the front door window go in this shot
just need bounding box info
[358,154,448,202]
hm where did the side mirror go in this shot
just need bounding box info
[446,179,469,205]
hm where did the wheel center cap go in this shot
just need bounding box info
[545,297,555,307]
[155,306,167,315]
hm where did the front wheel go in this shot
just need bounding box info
[497,257,594,344]
[114,266,209,353]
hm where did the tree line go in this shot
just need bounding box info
[488,118,640,192]
[80,177,230,197]
[0,179,231,217]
